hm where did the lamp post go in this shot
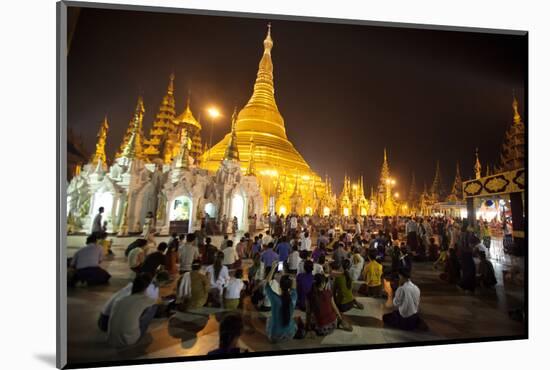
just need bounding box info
[206,107,220,162]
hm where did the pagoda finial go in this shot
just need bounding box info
[168,72,175,95]
[474,148,482,179]
[486,163,490,177]
[264,22,273,54]
[512,94,521,124]
[384,147,387,163]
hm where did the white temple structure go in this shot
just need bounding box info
[66,100,263,236]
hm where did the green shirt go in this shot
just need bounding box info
[333,274,354,305]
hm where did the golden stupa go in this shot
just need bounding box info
[201,24,324,214]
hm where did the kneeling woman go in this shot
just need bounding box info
[264,261,301,342]
[333,259,364,312]
[306,274,351,335]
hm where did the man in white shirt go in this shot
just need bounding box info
[223,269,245,309]
[300,231,312,252]
[262,231,273,247]
[98,277,159,331]
[290,215,298,233]
[107,273,158,348]
[70,234,111,286]
[287,246,301,273]
[222,240,240,268]
[91,207,105,234]
[179,234,200,273]
[383,268,421,330]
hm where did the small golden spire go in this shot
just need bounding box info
[121,127,137,159]
[223,107,240,161]
[91,116,109,168]
[512,94,521,124]
[120,97,144,160]
[474,148,482,179]
[168,72,175,95]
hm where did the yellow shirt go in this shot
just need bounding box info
[364,260,383,287]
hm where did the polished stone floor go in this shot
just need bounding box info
[65,235,525,366]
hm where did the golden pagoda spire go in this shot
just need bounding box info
[380,148,390,181]
[486,163,490,177]
[91,116,109,169]
[223,107,240,161]
[119,96,145,159]
[121,119,138,159]
[246,136,256,176]
[474,148,482,179]
[235,23,286,139]
[168,72,175,95]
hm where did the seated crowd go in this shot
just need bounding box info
[68,214,499,353]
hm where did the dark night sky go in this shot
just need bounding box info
[67,7,527,196]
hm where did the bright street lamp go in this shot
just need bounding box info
[207,107,220,119]
[206,106,221,162]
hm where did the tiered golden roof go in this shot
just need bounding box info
[144,74,177,160]
[499,95,525,171]
[118,96,145,160]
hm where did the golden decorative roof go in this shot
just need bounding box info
[176,97,201,130]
